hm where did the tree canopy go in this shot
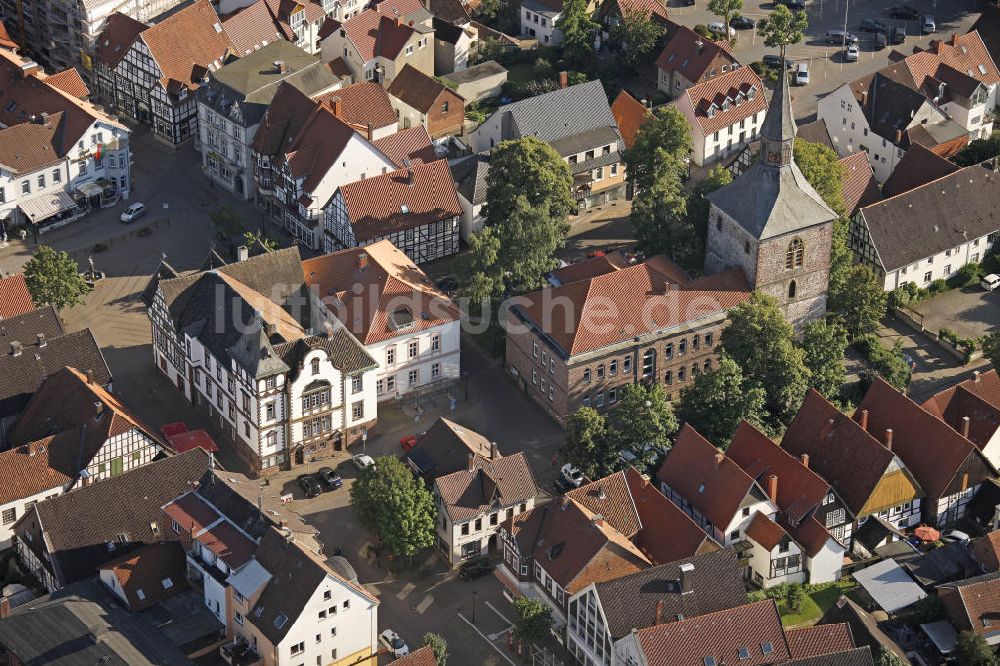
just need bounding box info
[954,631,999,666]
[611,8,664,67]
[832,262,888,340]
[623,105,692,193]
[683,165,732,275]
[708,0,744,41]
[756,4,808,59]
[349,455,437,560]
[421,633,449,666]
[22,245,92,310]
[801,319,848,401]
[557,0,597,67]
[629,153,690,259]
[677,355,767,448]
[562,407,618,480]
[793,140,846,216]
[610,383,678,467]
[512,597,553,644]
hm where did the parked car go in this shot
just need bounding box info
[845,44,859,62]
[120,202,147,224]
[941,529,971,544]
[730,15,755,29]
[553,477,576,494]
[874,31,888,50]
[778,0,805,9]
[352,454,376,472]
[762,54,793,70]
[708,22,736,39]
[795,62,810,86]
[886,4,920,19]
[379,630,410,657]
[458,556,494,581]
[922,15,935,33]
[316,467,343,490]
[560,463,584,488]
[297,474,321,498]
[982,274,1000,291]
[858,18,887,33]
[400,435,419,451]
[436,276,458,293]
[889,25,906,44]
[825,29,859,45]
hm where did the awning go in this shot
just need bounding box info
[17,190,78,223]
[76,181,103,197]
[921,620,958,654]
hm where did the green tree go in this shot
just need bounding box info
[793,140,847,216]
[801,319,848,401]
[983,329,1000,368]
[785,584,806,612]
[562,407,617,479]
[677,356,767,449]
[955,631,999,666]
[512,597,552,644]
[557,0,597,67]
[421,633,448,666]
[610,7,664,68]
[456,225,503,302]
[624,105,692,193]
[468,137,573,296]
[874,646,905,666]
[629,154,689,259]
[22,245,92,310]
[210,204,243,238]
[857,336,911,391]
[708,0,744,42]
[953,132,1000,167]
[349,456,437,560]
[833,263,887,340]
[683,165,732,275]
[611,383,678,467]
[756,4,808,61]
[721,292,810,429]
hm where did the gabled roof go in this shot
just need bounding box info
[596,0,668,24]
[820,597,911,664]
[548,250,638,286]
[839,151,882,215]
[44,68,89,99]
[98,541,187,611]
[796,118,834,149]
[592,548,746,640]
[284,100,365,194]
[745,512,787,551]
[387,63,459,113]
[903,540,978,587]
[921,383,1000,453]
[140,0,233,92]
[635,599,791,666]
[220,0,284,55]
[488,79,616,144]
[391,645,438,666]
[318,81,399,130]
[786,648,874,666]
[435,452,538,521]
[95,13,147,68]
[848,72,965,150]
[0,21,17,50]
[855,377,988,501]
[402,417,496,477]
[251,81,321,155]
[336,9,415,62]
[971,530,1000,573]
[655,24,737,82]
[426,0,470,24]
[0,273,34,318]
[566,470,642,537]
[514,257,749,358]
[937,571,1000,643]
[786,623,856,660]
[450,152,489,205]
[610,89,649,150]
[337,159,462,242]
[880,142,959,199]
[372,125,438,166]
[971,5,1000,62]
[657,424,761,529]
[782,390,907,516]
[684,65,767,136]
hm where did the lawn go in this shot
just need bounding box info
[505,62,536,87]
[775,581,859,627]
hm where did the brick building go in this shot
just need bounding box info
[505,253,750,424]
[386,64,465,138]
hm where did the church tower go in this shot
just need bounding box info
[704,71,837,327]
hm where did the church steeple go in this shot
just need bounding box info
[760,71,797,168]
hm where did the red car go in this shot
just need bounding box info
[400,435,419,451]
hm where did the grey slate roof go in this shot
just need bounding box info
[857,160,1000,271]
[273,327,378,377]
[443,60,507,85]
[549,125,622,157]
[786,648,875,666]
[492,79,617,144]
[708,74,837,240]
[451,152,490,205]
[592,548,747,640]
[17,448,212,589]
[0,578,193,665]
[903,540,979,587]
[197,41,340,127]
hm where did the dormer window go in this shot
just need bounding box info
[722,99,730,111]
[707,105,716,118]
[747,86,756,100]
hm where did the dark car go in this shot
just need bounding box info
[886,4,920,20]
[889,25,906,44]
[874,31,887,50]
[778,0,805,9]
[459,557,494,581]
[730,15,755,29]
[297,474,321,498]
[436,276,458,293]
[316,467,343,490]
[858,18,887,33]
[762,54,793,70]
[553,477,576,494]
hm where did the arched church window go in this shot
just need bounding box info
[788,280,797,298]
[785,238,804,269]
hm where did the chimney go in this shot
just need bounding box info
[406,167,415,186]
[951,33,958,45]
[962,416,971,439]
[468,451,475,470]
[366,122,374,141]
[18,61,40,78]
[10,341,21,356]
[974,370,981,383]
[695,39,704,53]
[35,333,46,348]
[654,599,664,625]
[714,452,724,470]
[591,515,604,527]
[860,90,869,106]
[559,71,568,89]
[330,96,342,118]
[860,409,869,431]
[86,369,95,384]
[322,321,335,338]
[767,474,778,503]
[237,245,249,261]
[0,596,10,619]
[490,441,498,459]
[358,251,369,270]
[895,129,904,145]
[800,453,809,469]
[884,428,893,451]
[598,486,606,500]
[274,60,287,74]
[679,562,695,595]
[94,400,104,419]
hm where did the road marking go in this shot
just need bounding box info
[415,594,434,614]
[485,600,514,626]
[395,582,416,600]
[457,612,517,666]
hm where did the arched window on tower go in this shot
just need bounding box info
[785,238,804,269]
[788,280,797,298]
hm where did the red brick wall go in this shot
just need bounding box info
[427,88,466,138]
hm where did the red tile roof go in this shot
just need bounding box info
[548,250,639,285]
[788,514,837,558]
[856,377,987,502]
[338,159,462,242]
[251,81,319,155]
[786,623,856,659]
[919,31,1000,86]
[939,572,1000,641]
[921,369,1000,452]
[0,439,72,504]
[657,424,760,529]
[163,492,221,535]
[597,0,668,23]
[44,68,90,99]
[635,599,791,666]
[655,24,737,82]
[318,82,399,131]
[567,471,642,537]
[302,240,460,345]
[166,429,220,454]
[626,467,716,564]
[971,530,1000,573]
[391,646,438,666]
[745,511,785,551]
[514,258,749,357]
[683,65,767,135]
[0,21,18,50]
[838,151,882,215]
[372,125,438,166]
[386,63,456,113]
[99,541,187,611]
[284,100,359,193]
[221,0,284,55]
[95,13,147,68]
[196,519,256,568]
[435,452,538,522]
[339,9,414,62]
[610,89,649,150]
[0,274,34,318]
[140,0,233,92]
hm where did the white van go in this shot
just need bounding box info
[795,62,810,85]
[981,273,1000,291]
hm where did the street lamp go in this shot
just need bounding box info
[472,589,478,624]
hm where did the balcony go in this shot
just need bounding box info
[221,640,262,666]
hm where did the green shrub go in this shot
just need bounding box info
[854,335,911,390]
[928,278,948,295]
[693,24,712,39]
[939,327,959,345]
[947,262,983,289]
[533,57,554,79]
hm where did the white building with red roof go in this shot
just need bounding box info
[673,64,767,165]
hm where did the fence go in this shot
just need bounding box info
[890,306,979,364]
